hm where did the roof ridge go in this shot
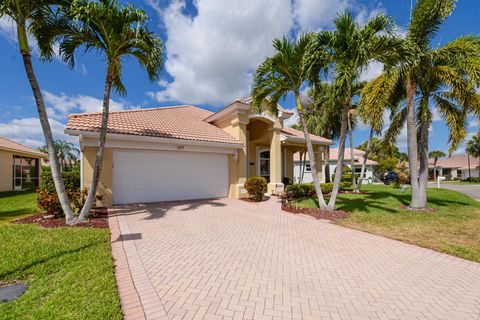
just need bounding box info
[0,136,47,155]
[68,105,203,117]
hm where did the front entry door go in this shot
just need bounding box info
[258,149,270,183]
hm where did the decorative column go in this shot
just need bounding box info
[268,121,284,194]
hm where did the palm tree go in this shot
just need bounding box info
[466,129,480,180]
[429,150,445,181]
[303,83,343,183]
[0,0,75,222]
[55,140,79,170]
[306,12,405,210]
[35,0,163,222]
[251,34,329,210]
[360,0,480,209]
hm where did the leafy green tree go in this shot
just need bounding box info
[429,150,446,181]
[41,140,80,171]
[360,0,480,209]
[306,11,404,210]
[0,0,76,221]
[35,0,163,222]
[251,34,329,210]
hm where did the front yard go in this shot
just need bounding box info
[0,191,121,319]
[292,184,480,262]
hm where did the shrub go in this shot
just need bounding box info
[37,188,62,215]
[321,182,334,194]
[340,181,352,190]
[286,182,336,198]
[40,166,80,193]
[244,176,267,201]
[462,177,480,183]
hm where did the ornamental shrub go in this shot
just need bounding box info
[286,182,335,198]
[244,176,267,201]
[40,166,80,193]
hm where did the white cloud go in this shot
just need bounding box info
[146,0,385,106]
[293,0,352,31]
[151,0,294,105]
[469,118,479,128]
[43,91,126,117]
[0,117,76,148]
[360,61,383,82]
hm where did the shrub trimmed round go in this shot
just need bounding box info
[244,176,267,201]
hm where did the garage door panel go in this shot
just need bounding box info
[113,150,228,204]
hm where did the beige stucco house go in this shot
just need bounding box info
[65,97,332,206]
[0,136,47,192]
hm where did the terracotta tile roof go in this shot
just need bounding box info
[431,154,480,170]
[293,147,378,165]
[0,136,47,157]
[281,127,333,144]
[66,106,243,146]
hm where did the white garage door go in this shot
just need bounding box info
[113,149,229,204]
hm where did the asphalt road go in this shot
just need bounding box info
[428,182,480,202]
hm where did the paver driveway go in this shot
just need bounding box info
[109,197,480,320]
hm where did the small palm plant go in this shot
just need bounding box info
[35,0,163,222]
[0,0,75,221]
[429,150,446,181]
[251,34,329,210]
[466,130,480,180]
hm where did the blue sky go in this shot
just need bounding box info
[0,0,478,153]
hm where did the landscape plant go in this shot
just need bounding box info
[35,0,163,223]
[244,176,267,201]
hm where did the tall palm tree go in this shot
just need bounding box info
[302,83,343,183]
[251,34,329,210]
[306,12,405,210]
[361,0,480,209]
[0,0,75,222]
[55,140,79,170]
[429,150,445,181]
[35,0,163,222]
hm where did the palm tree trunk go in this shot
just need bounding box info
[406,76,423,209]
[77,68,113,221]
[324,145,331,183]
[433,160,437,182]
[357,127,373,192]
[418,118,429,207]
[296,94,328,209]
[347,110,357,192]
[328,103,349,210]
[467,154,471,180]
[18,24,75,224]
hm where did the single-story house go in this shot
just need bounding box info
[429,154,480,180]
[66,97,332,206]
[293,148,378,183]
[0,136,47,191]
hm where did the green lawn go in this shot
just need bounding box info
[0,192,122,319]
[292,184,480,262]
[0,190,38,225]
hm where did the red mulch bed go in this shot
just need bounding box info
[10,208,109,228]
[399,205,436,213]
[282,203,348,221]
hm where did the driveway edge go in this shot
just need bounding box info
[109,208,169,320]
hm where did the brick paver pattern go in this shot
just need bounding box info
[110,197,480,320]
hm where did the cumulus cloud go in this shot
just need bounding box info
[0,117,76,148]
[146,0,384,106]
[43,91,126,117]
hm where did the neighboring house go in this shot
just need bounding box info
[65,97,332,206]
[293,148,378,183]
[0,137,47,192]
[429,154,480,180]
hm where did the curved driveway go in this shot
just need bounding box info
[110,198,480,320]
[428,182,480,202]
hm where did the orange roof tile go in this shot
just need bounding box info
[66,106,243,146]
[293,147,378,165]
[431,154,480,170]
[281,127,333,144]
[0,136,47,158]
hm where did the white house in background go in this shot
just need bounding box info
[293,148,378,183]
[429,154,480,180]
